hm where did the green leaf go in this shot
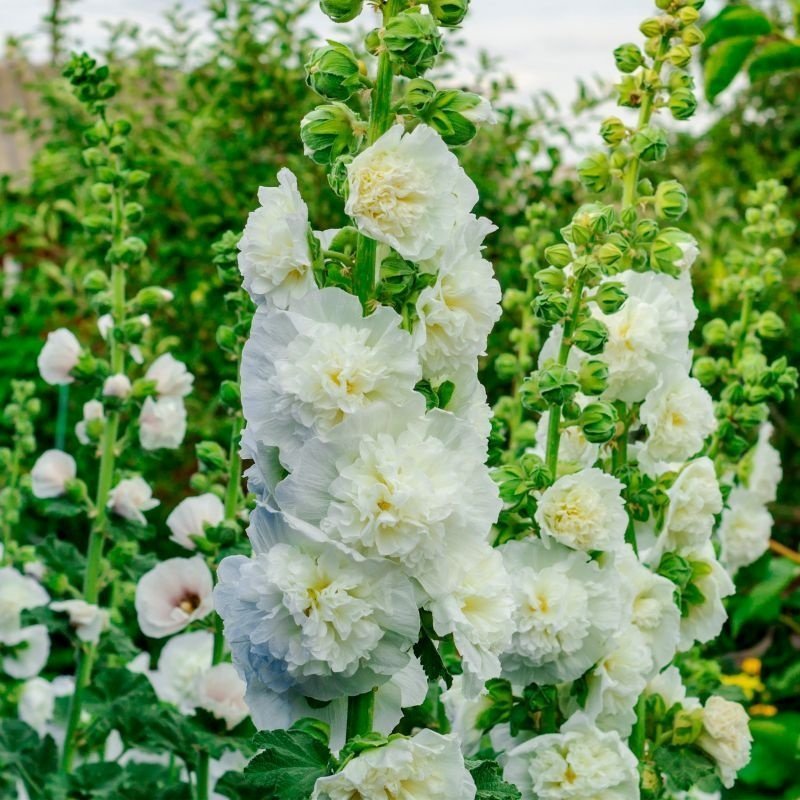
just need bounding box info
[0,720,58,799]
[731,557,798,635]
[240,729,333,799]
[705,36,759,100]
[653,744,722,792]
[703,5,772,49]
[466,759,522,799]
[748,40,800,81]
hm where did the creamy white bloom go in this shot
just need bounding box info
[345,124,478,262]
[102,373,132,399]
[50,599,109,644]
[645,665,700,711]
[413,215,501,375]
[107,476,159,525]
[718,487,773,576]
[1,624,50,679]
[215,506,419,702]
[0,567,49,636]
[238,168,314,308]
[504,713,639,800]
[30,449,76,499]
[194,663,249,730]
[135,556,214,638]
[166,494,225,550]
[138,396,187,450]
[697,696,752,789]
[241,286,421,470]
[535,468,627,552]
[500,539,623,685]
[145,353,194,399]
[746,422,781,504]
[312,729,476,800]
[18,677,54,735]
[639,369,716,467]
[442,677,492,757]
[37,328,81,385]
[75,400,105,445]
[276,397,500,578]
[147,630,214,714]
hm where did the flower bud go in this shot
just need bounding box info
[681,25,705,46]
[775,218,796,237]
[665,44,692,68]
[300,102,365,165]
[613,43,644,73]
[124,202,144,224]
[669,69,694,91]
[594,282,627,314]
[90,182,113,203]
[320,0,363,23]
[532,292,569,325]
[677,6,700,24]
[125,169,150,189]
[82,269,109,292]
[635,218,660,242]
[692,356,718,386]
[305,41,364,101]
[577,152,611,193]
[103,373,132,399]
[669,87,697,120]
[578,359,609,395]
[421,90,494,146]
[327,154,352,198]
[631,124,668,162]
[572,318,609,355]
[639,17,663,37]
[654,180,688,220]
[196,440,228,472]
[597,241,625,269]
[702,318,729,347]
[494,353,520,381]
[757,310,785,339]
[133,286,174,313]
[219,380,241,409]
[579,402,618,443]
[538,364,581,407]
[384,9,443,78]
[535,266,566,293]
[672,708,704,745]
[650,228,698,274]
[616,74,644,107]
[427,0,470,27]
[600,117,627,147]
[403,78,437,113]
[544,243,572,268]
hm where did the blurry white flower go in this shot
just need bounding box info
[504,713,639,800]
[138,396,187,450]
[345,124,478,262]
[241,286,420,470]
[746,422,781,504]
[1,624,50,679]
[107,476,159,525]
[103,373,132,399]
[500,539,623,685]
[718,487,773,576]
[462,95,497,125]
[50,600,109,644]
[646,665,700,711]
[0,567,49,636]
[23,561,45,581]
[194,663,249,730]
[135,556,214,638]
[148,630,214,713]
[145,353,194,398]
[238,168,314,308]
[535,467,627,552]
[697,695,752,788]
[31,449,76,499]
[75,400,105,445]
[312,729,476,800]
[37,328,80,385]
[166,494,225,550]
[18,677,55,735]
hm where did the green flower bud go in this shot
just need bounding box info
[305,41,364,101]
[650,228,697,274]
[635,218,660,242]
[82,269,109,292]
[597,241,625,269]
[532,292,569,325]
[572,318,609,355]
[320,0,363,23]
[196,441,228,472]
[677,6,700,25]
[775,218,796,237]
[692,356,718,386]
[681,24,705,46]
[300,102,365,165]
[578,359,609,395]
[90,182,113,203]
[82,214,112,233]
[579,401,619,443]
[631,124,668,162]
[219,380,241,408]
[516,421,539,450]
[131,378,158,399]
[538,363,581,407]
[133,286,173,313]
[544,243,573,268]
[757,310,785,339]
[384,9,443,78]
[125,169,150,189]
[403,78,437,113]
[577,152,611,193]
[494,353,520,381]
[613,42,644,73]
[109,236,147,264]
[594,282,627,314]
[572,258,602,283]
[669,69,695,91]
[535,266,566,293]
[216,325,238,352]
[421,90,493,146]
[669,87,697,120]
[599,116,627,145]
[327,154,352,198]
[672,708,704,745]
[654,180,688,220]
[519,377,547,413]
[427,0,470,27]
[665,44,692,68]
[702,318,729,347]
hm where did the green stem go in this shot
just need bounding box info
[55,384,69,449]
[630,694,647,758]
[346,690,376,741]
[733,292,753,366]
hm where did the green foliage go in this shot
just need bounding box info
[466,759,522,799]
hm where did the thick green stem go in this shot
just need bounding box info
[733,292,753,366]
[630,694,647,758]
[346,690,376,741]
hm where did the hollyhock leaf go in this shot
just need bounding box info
[465,759,522,799]
[654,744,721,792]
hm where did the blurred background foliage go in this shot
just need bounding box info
[1,1,798,797]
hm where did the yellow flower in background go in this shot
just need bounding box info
[720,672,764,700]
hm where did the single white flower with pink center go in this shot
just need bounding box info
[166,494,225,550]
[194,663,249,729]
[107,476,159,525]
[50,599,109,643]
[135,556,214,638]
[37,328,81,385]
[30,450,76,499]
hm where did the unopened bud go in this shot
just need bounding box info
[320,0,363,23]
[599,116,627,145]
[654,180,688,220]
[572,318,609,355]
[578,359,609,395]
[384,9,443,78]
[301,102,365,165]
[613,42,644,73]
[577,152,611,193]
[579,401,618,443]
[594,282,627,314]
[305,42,364,101]
[631,124,668,162]
[428,0,470,27]
[669,87,697,120]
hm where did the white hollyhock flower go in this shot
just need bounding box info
[138,396,187,450]
[422,544,514,695]
[413,215,501,375]
[241,286,420,470]
[639,369,716,468]
[238,168,314,308]
[30,449,76,499]
[75,400,105,445]
[18,677,54,736]
[102,373,132,399]
[535,468,627,552]
[746,422,781,504]
[166,494,225,550]
[0,567,49,636]
[442,677,492,757]
[107,476,159,525]
[438,364,493,443]
[37,328,81,385]
[718,487,773,576]
[194,663,249,730]
[215,506,419,702]
[646,665,700,711]
[462,96,497,125]
[504,713,639,800]
[239,426,283,505]
[312,729,476,800]
[147,630,214,713]
[50,600,109,644]
[1,624,50,679]
[697,696,752,789]
[500,539,623,685]
[135,556,214,638]
[345,124,478,262]
[145,353,194,399]
[275,397,500,578]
